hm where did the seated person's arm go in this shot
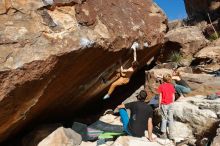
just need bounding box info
[172,76,181,81]
[172,93,175,102]
[117,104,125,109]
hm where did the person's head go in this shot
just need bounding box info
[137,90,147,101]
[163,73,172,83]
[132,61,139,70]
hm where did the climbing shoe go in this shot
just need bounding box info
[103,94,110,100]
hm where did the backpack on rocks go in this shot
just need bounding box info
[206,93,220,100]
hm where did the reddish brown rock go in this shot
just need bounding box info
[0,0,167,143]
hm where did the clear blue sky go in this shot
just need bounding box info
[154,0,187,20]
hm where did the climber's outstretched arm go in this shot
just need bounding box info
[120,66,134,73]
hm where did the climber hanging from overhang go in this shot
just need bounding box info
[103,42,139,100]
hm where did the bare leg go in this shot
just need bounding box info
[108,77,129,95]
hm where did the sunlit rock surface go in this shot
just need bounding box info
[0,0,167,142]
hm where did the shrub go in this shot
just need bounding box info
[168,51,182,65]
[208,33,219,41]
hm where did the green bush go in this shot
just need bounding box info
[208,33,219,41]
[168,51,182,64]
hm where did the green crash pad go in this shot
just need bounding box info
[98,132,125,139]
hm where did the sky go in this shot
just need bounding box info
[154,0,187,20]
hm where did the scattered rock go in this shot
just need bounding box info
[172,122,194,140]
[194,46,220,72]
[38,127,82,146]
[212,133,220,146]
[80,141,97,146]
[173,96,219,136]
[112,136,174,146]
[176,67,193,73]
[154,62,179,70]
[168,20,184,30]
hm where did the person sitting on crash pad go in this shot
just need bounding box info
[116,90,155,142]
[103,61,139,100]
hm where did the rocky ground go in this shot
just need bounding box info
[23,84,220,146]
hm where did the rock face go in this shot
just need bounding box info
[212,124,220,146]
[212,136,220,146]
[184,0,220,21]
[168,20,184,30]
[145,68,220,97]
[165,27,208,55]
[38,127,82,146]
[173,96,219,136]
[193,37,220,73]
[194,46,220,72]
[172,122,193,140]
[158,26,208,66]
[0,0,167,143]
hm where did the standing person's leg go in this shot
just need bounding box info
[119,109,131,135]
[160,105,168,138]
[167,104,174,139]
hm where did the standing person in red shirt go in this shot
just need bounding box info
[157,74,175,140]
